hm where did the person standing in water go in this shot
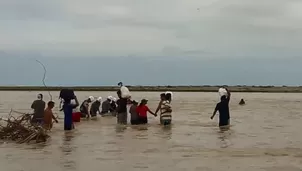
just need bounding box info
[129,100,139,125]
[136,99,157,124]
[211,88,231,127]
[31,94,46,124]
[116,90,128,125]
[43,101,58,130]
[155,93,172,125]
[63,95,79,130]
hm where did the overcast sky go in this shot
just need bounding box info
[0,0,302,86]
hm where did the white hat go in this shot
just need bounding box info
[165,91,173,95]
[165,91,173,100]
[89,96,95,101]
[107,96,113,100]
[97,97,102,102]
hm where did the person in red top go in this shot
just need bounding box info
[136,99,157,124]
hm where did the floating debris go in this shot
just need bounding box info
[0,110,50,144]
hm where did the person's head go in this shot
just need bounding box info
[132,100,138,106]
[239,99,245,105]
[165,93,172,102]
[118,82,123,87]
[160,93,166,101]
[220,95,227,102]
[47,101,55,109]
[37,94,43,100]
[139,99,148,106]
[88,96,94,103]
[97,97,102,102]
[107,96,113,102]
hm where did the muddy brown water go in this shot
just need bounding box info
[0,91,302,171]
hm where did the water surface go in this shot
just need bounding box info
[0,91,301,171]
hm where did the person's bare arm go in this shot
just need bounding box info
[31,101,35,109]
[98,104,101,114]
[147,108,157,116]
[84,102,90,117]
[155,101,163,115]
[211,109,218,120]
[52,112,58,123]
[59,99,63,110]
[211,104,219,119]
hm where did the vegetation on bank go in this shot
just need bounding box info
[0,85,301,93]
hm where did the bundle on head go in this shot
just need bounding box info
[59,89,75,102]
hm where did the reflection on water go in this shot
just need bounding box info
[61,131,76,170]
[115,125,128,133]
[0,91,302,171]
[217,128,233,148]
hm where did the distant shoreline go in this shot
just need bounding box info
[0,86,301,93]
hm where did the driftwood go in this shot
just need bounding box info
[0,110,50,144]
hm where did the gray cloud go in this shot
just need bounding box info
[0,0,302,58]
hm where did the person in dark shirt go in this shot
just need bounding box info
[31,94,46,124]
[116,90,128,125]
[90,97,102,117]
[211,88,231,127]
[110,97,117,113]
[129,100,139,125]
[101,96,112,116]
[80,96,94,118]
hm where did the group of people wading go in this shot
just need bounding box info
[30,83,234,131]
[129,92,173,126]
[30,82,174,131]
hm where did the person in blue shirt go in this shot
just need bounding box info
[63,96,79,130]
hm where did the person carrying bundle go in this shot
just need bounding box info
[211,87,231,128]
[59,89,79,130]
[116,91,128,124]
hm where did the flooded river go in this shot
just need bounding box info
[0,91,302,171]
